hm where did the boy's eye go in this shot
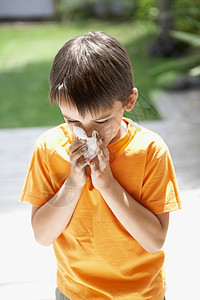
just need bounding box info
[66,119,108,124]
[96,120,108,124]
[66,120,78,123]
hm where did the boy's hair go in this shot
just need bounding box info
[49,31,134,118]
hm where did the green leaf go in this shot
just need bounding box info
[184,16,200,30]
[169,30,200,47]
[189,65,200,76]
[149,53,200,76]
[155,71,180,88]
[173,7,200,17]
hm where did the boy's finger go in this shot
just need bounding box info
[97,140,110,162]
[98,150,108,171]
[69,138,87,155]
[91,156,99,171]
[96,132,103,143]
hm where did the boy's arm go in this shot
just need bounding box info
[31,176,83,247]
[100,178,169,253]
[28,136,90,247]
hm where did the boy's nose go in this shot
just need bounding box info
[84,128,96,138]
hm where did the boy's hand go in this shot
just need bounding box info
[69,138,90,189]
[90,134,115,191]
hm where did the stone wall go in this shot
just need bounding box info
[0,0,55,19]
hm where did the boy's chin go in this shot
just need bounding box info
[106,137,116,146]
[101,138,110,146]
[107,133,120,145]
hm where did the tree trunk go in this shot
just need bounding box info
[158,0,174,37]
[149,0,185,57]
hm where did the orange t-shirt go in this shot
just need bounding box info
[20,117,182,300]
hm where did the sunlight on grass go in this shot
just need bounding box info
[0,21,155,71]
[0,20,161,128]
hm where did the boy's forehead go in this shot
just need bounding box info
[60,100,123,120]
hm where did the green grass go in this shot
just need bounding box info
[0,20,168,128]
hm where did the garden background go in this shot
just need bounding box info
[0,1,200,300]
[1,0,199,128]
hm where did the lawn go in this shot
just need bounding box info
[0,20,170,128]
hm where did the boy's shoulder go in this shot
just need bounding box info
[126,118,169,157]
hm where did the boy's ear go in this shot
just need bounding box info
[124,88,138,112]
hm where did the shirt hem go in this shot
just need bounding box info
[19,192,48,207]
[151,202,182,214]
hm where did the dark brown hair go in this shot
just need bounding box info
[49,31,134,118]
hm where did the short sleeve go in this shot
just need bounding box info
[19,135,55,207]
[140,141,182,214]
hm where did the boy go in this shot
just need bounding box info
[19,31,182,300]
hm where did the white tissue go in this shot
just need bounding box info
[73,126,99,160]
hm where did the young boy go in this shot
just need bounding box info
[19,31,182,300]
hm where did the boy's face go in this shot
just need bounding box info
[59,100,127,146]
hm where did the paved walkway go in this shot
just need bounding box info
[0,89,200,300]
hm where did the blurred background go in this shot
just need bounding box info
[0,0,200,128]
[0,1,200,300]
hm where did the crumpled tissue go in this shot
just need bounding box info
[72,126,99,160]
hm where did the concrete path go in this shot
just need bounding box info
[0,89,200,300]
